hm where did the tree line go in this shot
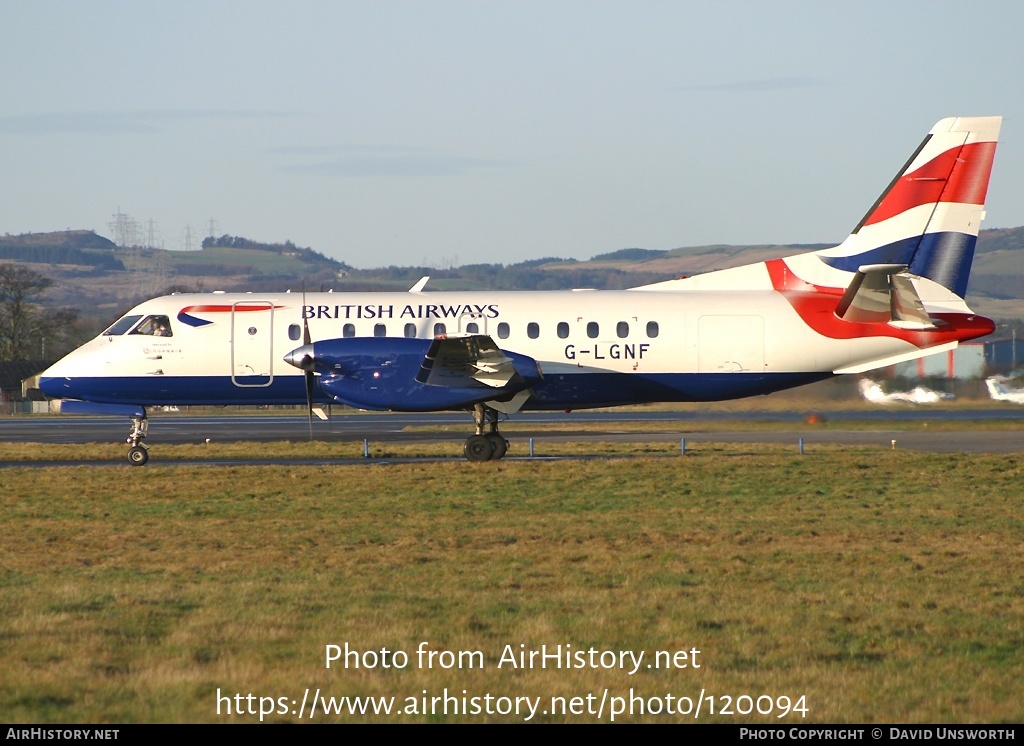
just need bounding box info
[0,245,125,270]
[0,264,79,361]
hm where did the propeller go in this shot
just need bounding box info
[284,284,335,437]
[302,284,315,439]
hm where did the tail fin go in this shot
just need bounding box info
[814,116,1001,297]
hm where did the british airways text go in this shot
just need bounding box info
[303,304,500,320]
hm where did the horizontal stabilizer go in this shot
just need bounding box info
[835,264,932,329]
[834,341,957,375]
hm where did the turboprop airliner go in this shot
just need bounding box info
[40,116,1002,464]
[985,375,1024,404]
[858,379,952,405]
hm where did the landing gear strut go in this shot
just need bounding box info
[464,403,509,462]
[126,413,149,466]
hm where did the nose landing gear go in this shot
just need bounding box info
[126,414,150,466]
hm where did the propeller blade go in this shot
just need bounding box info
[302,283,313,439]
[302,284,312,346]
[305,369,316,438]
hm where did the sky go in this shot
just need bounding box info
[2,0,1023,269]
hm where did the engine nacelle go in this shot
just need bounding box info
[286,336,541,412]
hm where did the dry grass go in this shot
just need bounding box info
[2,446,1022,723]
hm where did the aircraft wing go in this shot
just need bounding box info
[416,334,527,388]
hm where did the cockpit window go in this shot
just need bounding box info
[130,315,173,337]
[103,315,143,336]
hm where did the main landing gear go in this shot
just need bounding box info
[126,413,150,466]
[464,403,509,462]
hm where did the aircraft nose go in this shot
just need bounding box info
[38,375,67,398]
[283,344,315,371]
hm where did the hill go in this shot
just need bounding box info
[0,231,350,319]
[540,231,1017,282]
[531,229,1024,318]
[0,230,123,270]
[2,227,1023,323]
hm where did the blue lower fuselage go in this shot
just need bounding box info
[39,371,832,412]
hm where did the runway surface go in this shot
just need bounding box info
[1,409,1022,465]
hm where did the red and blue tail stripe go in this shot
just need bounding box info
[818,117,1000,298]
[861,141,996,228]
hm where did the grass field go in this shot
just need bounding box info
[1,442,1022,723]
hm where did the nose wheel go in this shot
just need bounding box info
[126,414,150,466]
[464,404,509,462]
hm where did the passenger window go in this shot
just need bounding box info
[374,324,386,337]
[466,322,479,334]
[587,322,599,339]
[343,323,355,338]
[288,324,301,341]
[527,322,539,339]
[104,315,143,336]
[404,323,416,338]
[557,322,569,339]
[433,323,446,336]
[497,322,510,339]
[131,315,173,337]
[617,321,629,338]
[647,321,659,338]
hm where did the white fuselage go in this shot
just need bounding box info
[40,281,972,411]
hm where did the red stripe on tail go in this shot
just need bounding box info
[863,141,996,226]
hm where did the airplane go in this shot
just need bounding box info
[985,375,1024,404]
[39,116,1002,465]
[857,378,952,404]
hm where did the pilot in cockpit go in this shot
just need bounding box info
[132,315,173,337]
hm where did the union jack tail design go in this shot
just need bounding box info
[813,116,1001,297]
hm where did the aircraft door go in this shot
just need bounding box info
[231,301,274,387]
